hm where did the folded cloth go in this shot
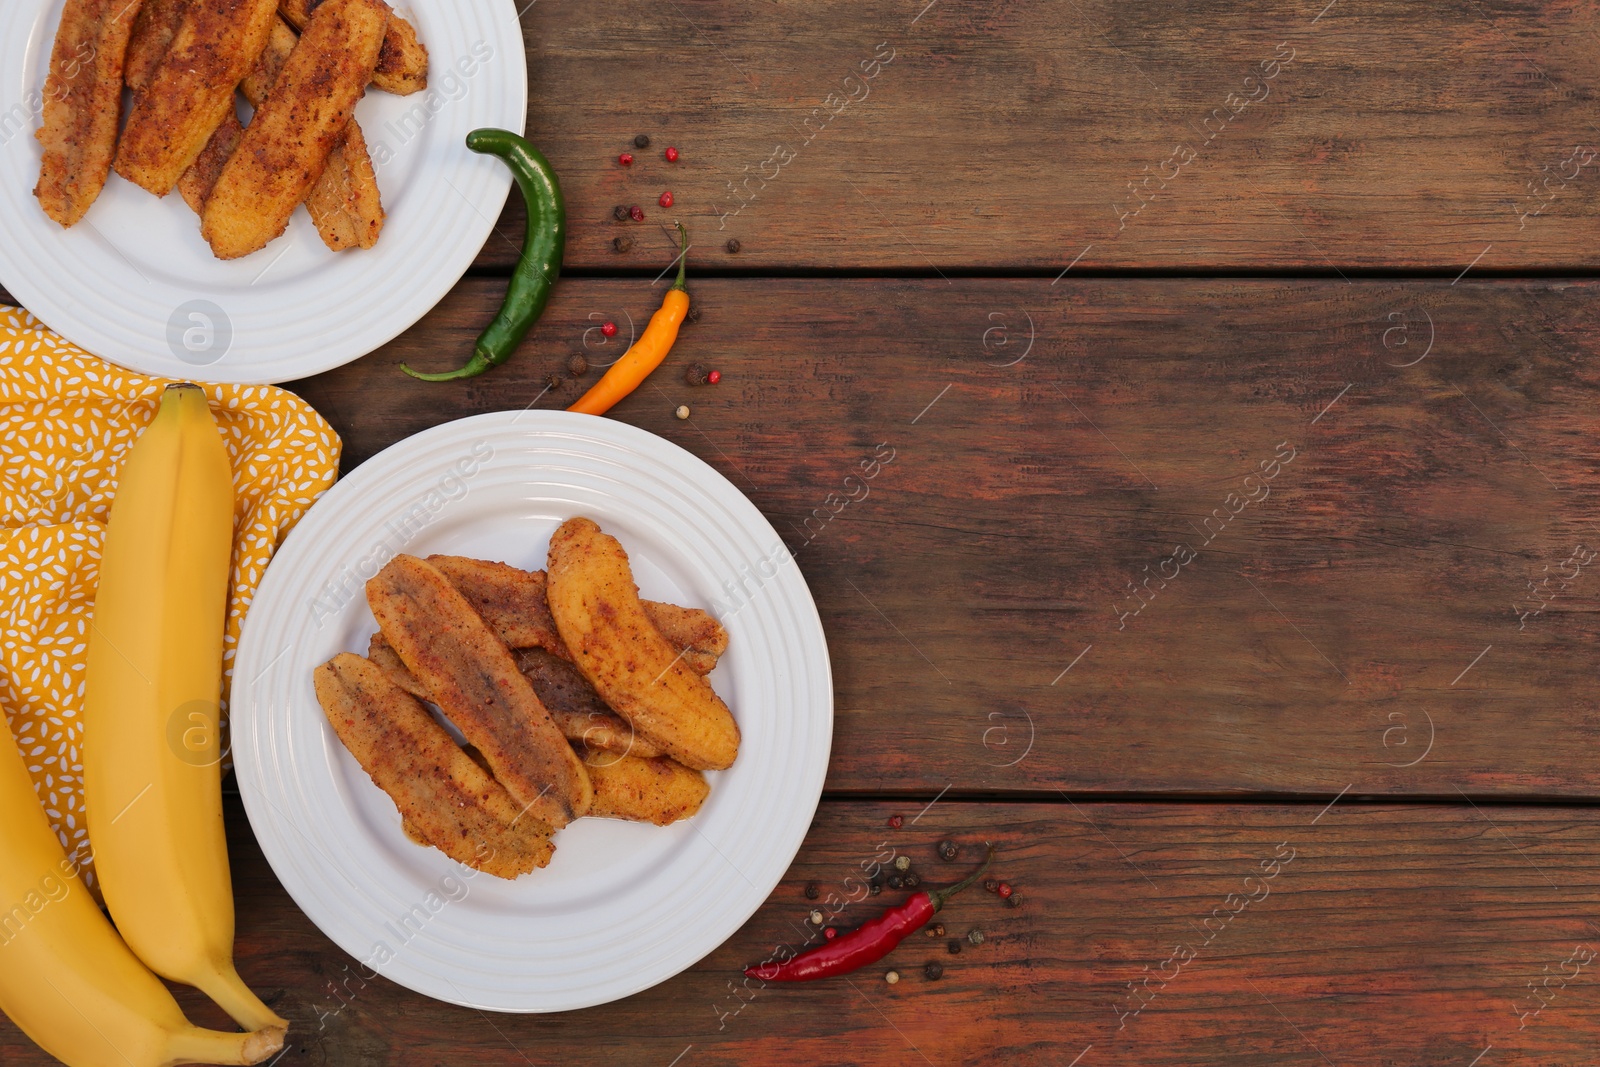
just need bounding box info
[0,306,341,881]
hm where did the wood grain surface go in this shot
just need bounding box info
[290,277,1600,799]
[4,795,1594,1067]
[458,0,1600,272]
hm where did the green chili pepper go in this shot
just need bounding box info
[402,129,566,381]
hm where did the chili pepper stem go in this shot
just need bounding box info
[402,350,494,381]
[670,221,688,291]
[928,845,997,912]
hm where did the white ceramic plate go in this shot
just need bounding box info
[0,0,525,383]
[231,411,833,1012]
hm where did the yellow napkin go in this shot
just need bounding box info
[0,306,341,879]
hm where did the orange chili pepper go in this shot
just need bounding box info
[569,223,690,416]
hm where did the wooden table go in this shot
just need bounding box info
[9,1,1600,1062]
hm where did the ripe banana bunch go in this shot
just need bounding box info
[0,658,284,1065]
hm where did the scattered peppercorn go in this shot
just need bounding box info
[947,940,962,955]
[634,133,651,148]
[809,910,824,925]
[684,362,708,386]
[924,962,943,980]
[630,206,645,221]
[612,205,630,222]
[930,923,946,938]
[612,236,634,253]
[725,238,741,253]
[823,927,837,940]
[600,321,617,338]
[658,191,674,208]
[996,882,1013,899]
[894,856,911,872]
[887,875,902,889]
[544,373,563,390]
[938,841,959,862]
[869,882,882,895]
[567,353,589,376]
[983,879,999,894]
[803,881,820,900]
[887,815,903,829]
[967,928,984,945]
[675,405,691,420]
[707,369,722,384]
[885,970,899,985]
[904,872,921,888]
[665,146,679,162]
[618,152,634,166]
[1005,893,1021,909]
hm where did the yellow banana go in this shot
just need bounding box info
[0,711,285,1066]
[83,384,286,1034]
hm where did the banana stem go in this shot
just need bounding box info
[162,1024,286,1067]
[195,965,288,1034]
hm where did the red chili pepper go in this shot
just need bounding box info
[745,846,994,982]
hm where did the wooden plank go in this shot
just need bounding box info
[290,277,1600,798]
[452,0,1600,271]
[5,796,1597,1064]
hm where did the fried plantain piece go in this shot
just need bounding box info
[579,747,710,827]
[113,0,279,197]
[366,555,593,829]
[201,0,386,258]
[34,0,146,227]
[124,0,185,93]
[278,0,426,95]
[239,16,385,250]
[314,654,554,878]
[427,555,729,674]
[547,519,741,772]
[369,634,665,759]
[176,107,242,213]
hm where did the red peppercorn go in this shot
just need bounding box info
[996,882,1013,899]
[629,206,645,222]
[887,815,903,829]
[707,370,721,384]
[618,153,634,166]
[823,927,837,940]
[665,146,680,162]
[601,322,617,338]
[659,191,674,208]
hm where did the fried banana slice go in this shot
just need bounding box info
[177,108,242,213]
[366,555,593,829]
[240,16,385,250]
[34,0,145,227]
[369,634,665,759]
[202,0,386,258]
[113,0,278,196]
[579,747,710,827]
[124,0,185,93]
[547,518,741,772]
[279,0,426,95]
[427,555,728,674]
[314,654,554,878]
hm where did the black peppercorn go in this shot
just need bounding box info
[804,881,820,900]
[612,205,630,222]
[947,940,962,955]
[725,238,741,253]
[1005,893,1021,909]
[924,962,943,980]
[684,362,708,386]
[869,882,882,895]
[938,840,959,862]
[887,874,902,889]
[613,235,634,253]
[904,872,920,888]
[983,879,999,894]
[567,353,588,376]
[634,133,651,149]
[544,373,563,390]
